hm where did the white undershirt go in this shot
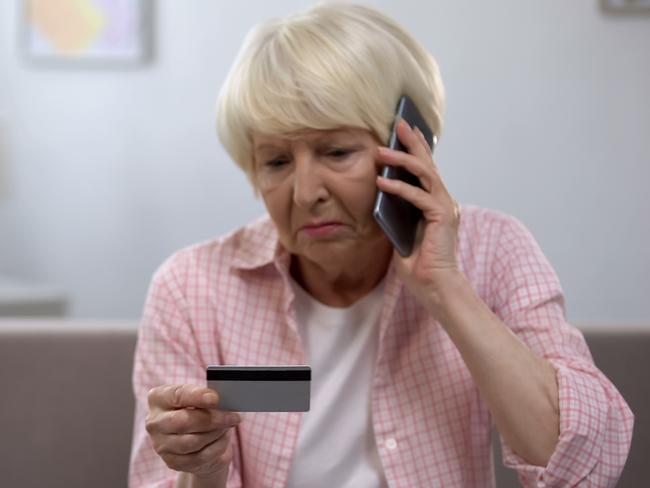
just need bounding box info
[285,277,389,488]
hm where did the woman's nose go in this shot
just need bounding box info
[292,154,329,208]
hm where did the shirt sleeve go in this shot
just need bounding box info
[488,214,634,488]
[128,253,243,488]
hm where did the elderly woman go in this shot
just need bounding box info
[128,3,633,488]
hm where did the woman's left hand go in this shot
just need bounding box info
[375,119,462,308]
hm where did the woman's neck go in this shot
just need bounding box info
[290,240,393,307]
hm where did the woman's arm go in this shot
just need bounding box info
[376,119,633,485]
[425,270,559,466]
[129,252,243,488]
[377,121,558,464]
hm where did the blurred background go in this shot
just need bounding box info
[0,0,649,324]
[1,2,649,486]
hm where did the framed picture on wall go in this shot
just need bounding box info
[20,0,152,66]
[600,0,650,14]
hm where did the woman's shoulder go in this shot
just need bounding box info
[459,204,525,239]
[456,205,551,305]
[457,204,540,266]
[151,215,277,286]
[459,203,523,231]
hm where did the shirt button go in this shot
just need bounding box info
[385,438,397,450]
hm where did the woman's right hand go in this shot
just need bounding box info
[146,384,241,479]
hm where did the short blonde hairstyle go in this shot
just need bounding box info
[216,2,445,183]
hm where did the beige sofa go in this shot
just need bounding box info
[0,320,647,487]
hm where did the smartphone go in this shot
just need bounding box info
[207,365,311,412]
[373,95,436,257]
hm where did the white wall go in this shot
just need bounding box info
[1,0,649,323]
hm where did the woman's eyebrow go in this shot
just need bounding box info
[311,132,360,145]
[253,143,282,152]
[253,144,292,160]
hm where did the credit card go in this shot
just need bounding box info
[206,365,311,412]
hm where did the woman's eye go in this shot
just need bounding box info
[265,158,289,168]
[325,148,352,159]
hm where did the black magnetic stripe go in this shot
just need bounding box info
[207,369,311,381]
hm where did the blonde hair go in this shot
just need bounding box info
[216,2,445,183]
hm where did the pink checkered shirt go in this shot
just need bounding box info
[129,205,633,487]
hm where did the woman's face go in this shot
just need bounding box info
[252,128,390,267]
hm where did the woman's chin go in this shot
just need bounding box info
[296,238,359,264]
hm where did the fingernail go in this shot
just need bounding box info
[203,392,218,404]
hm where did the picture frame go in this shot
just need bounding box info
[599,0,650,14]
[19,0,152,67]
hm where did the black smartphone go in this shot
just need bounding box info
[373,95,437,257]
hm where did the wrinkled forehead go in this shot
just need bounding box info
[252,127,378,151]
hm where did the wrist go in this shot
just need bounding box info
[184,467,229,488]
[423,270,474,322]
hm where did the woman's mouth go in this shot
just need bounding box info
[299,222,345,237]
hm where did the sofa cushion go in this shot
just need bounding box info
[493,328,650,488]
[0,321,137,488]
[0,321,647,487]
